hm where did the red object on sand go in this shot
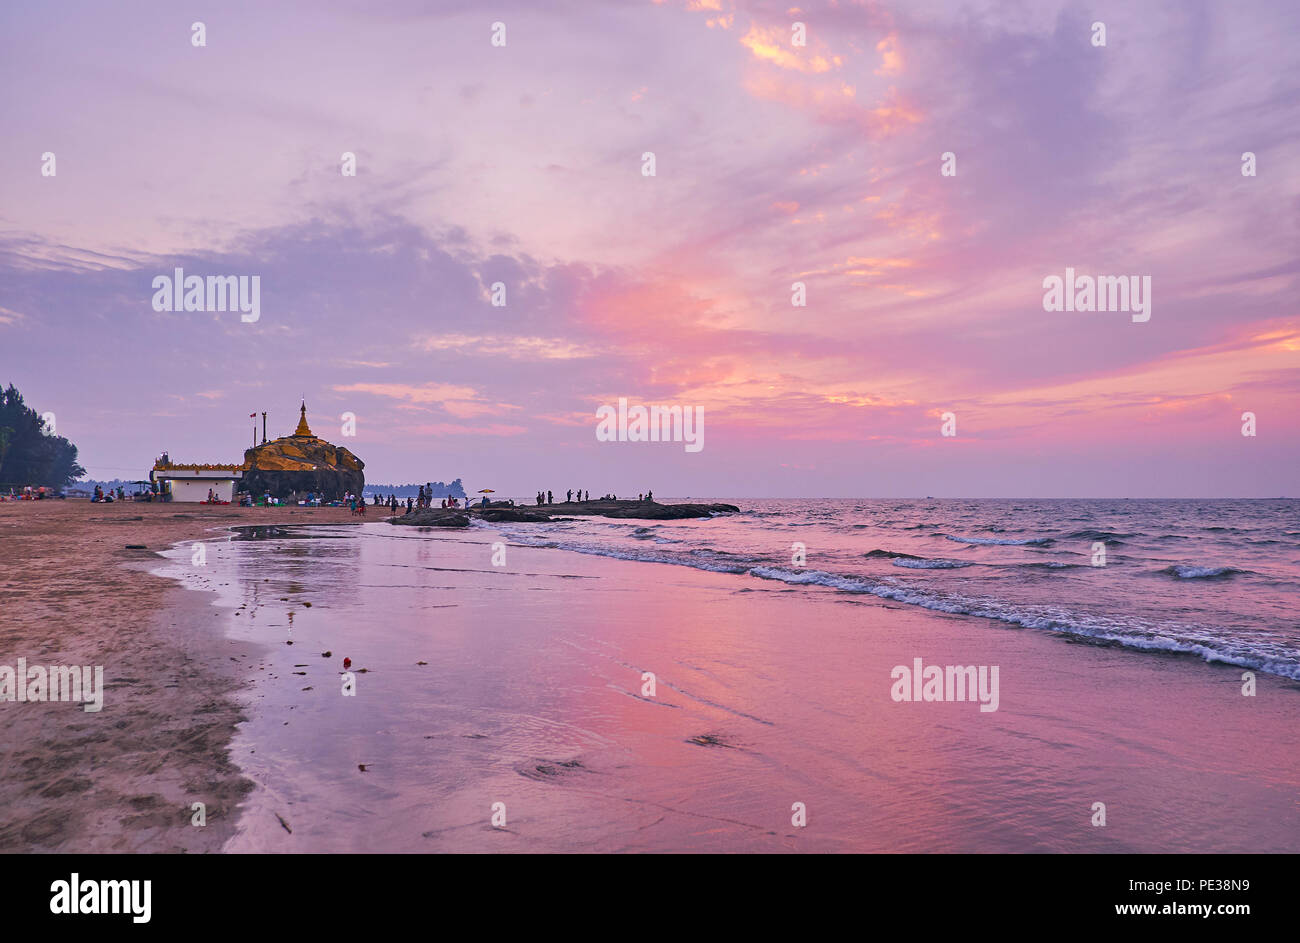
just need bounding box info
[343,657,351,669]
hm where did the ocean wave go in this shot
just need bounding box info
[747,566,873,592]
[571,544,753,574]
[1063,529,1134,542]
[1160,564,1248,579]
[864,549,924,559]
[945,534,1054,546]
[688,547,760,561]
[743,567,1298,679]
[630,526,681,543]
[891,558,972,569]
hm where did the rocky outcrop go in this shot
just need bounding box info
[387,500,739,527]
[478,507,554,523]
[564,501,739,520]
[239,404,364,500]
[389,508,470,527]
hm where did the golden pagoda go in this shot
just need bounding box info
[240,401,364,499]
[292,401,314,438]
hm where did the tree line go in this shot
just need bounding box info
[364,479,466,498]
[0,384,86,490]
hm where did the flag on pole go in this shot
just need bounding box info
[250,413,257,418]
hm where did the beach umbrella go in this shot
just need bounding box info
[477,489,495,493]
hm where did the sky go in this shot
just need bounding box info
[1,0,1296,497]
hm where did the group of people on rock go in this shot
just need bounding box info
[534,489,654,505]
[356,492,475,516]
[244,486,664,515]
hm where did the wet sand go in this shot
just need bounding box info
[0,500,358,852]
[163,520,1300,853]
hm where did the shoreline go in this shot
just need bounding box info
[0,501,359,852]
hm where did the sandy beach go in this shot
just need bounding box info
[3,499,1297,853]
[0,500,357,852]
[4,0,1299,895]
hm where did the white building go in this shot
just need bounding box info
[151,465,243,503]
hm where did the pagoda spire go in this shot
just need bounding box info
[293,400,313,437]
